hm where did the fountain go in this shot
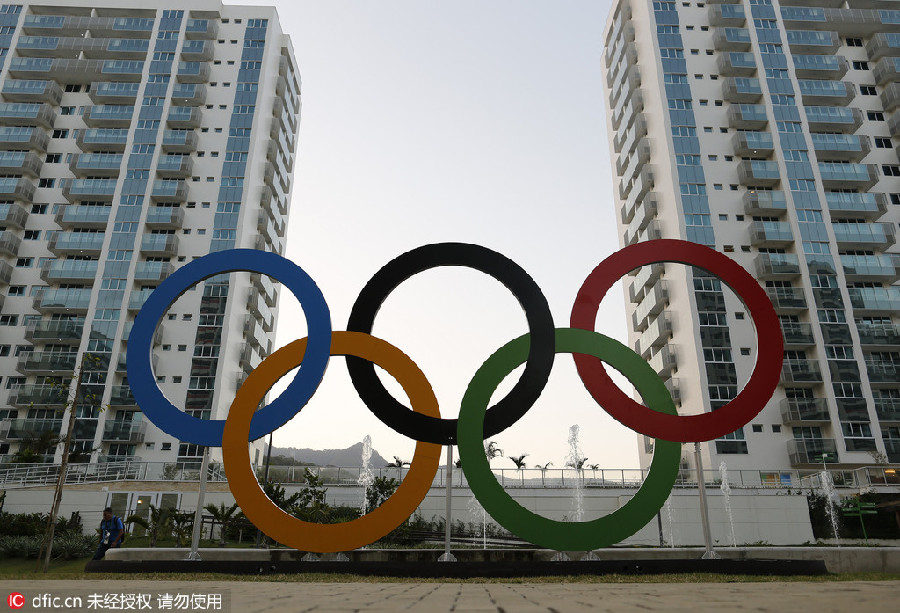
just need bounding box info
[820,469,840,546]
[718,461,737,547]
[565,425,585,522]
[664,497,675,548]
[357,435,375,515]
[467,495,487,549]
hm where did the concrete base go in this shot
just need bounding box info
[96,546,900,574]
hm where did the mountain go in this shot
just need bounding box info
[267,442,390,468]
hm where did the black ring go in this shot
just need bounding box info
[346,243,555,444]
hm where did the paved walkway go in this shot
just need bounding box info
[2,580,899,612]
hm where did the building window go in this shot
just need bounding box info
[883,165,900,176]
[868,111,885,121]
[23,230,40,240]
[846,38,863,47]
[31,204,47,214]
[37,178,55,188]
[852,61,870,70]
[876,137,892,148]
[7,286,24,296]
[860,85,877,95]
[15,258,32,268]
[0,315,18,326]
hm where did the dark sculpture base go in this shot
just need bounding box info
[85,558,827,577]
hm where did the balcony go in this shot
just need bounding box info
[60,178,117,202]
[41,259,99,284]
[155,155,192,178]
[1,79,63,104]
[0,178,34,202]
[841,254,900,282]
[17,351,78,374]
[613,112,645,153]
[169,83,206,106]
[881,81,900,112]
[127,289,155,311]
[832,222,895,250]
[0,231,21,257]
[717,51,756,76]
[181,40,214,61]
[781,398,830,424]
[714,27,752,51]
[738,160,780,186]
[743,190,787,216]
[804,105,862,133]
[732,131,773,156]
[632,282,669,332]
[727,104,768,129]
[55,205,111,228]
[867,32,900,61]
[811,134,870,162]
[150,180,188,202]
[797,80,854,105]
[0,126,48,152]
[101,419,145,443]
[847,287,900,314]
[637,312,672,357]
[817,163,878,189]
[751,221,793,247]
[24,318,85,344]
[887,440,900,463]
[69,153,123,177]
[722,77,763,103]
[83,104,133,128]
[787,438,839,465]
[21,15,154,38]
[786,30,841,54]
[244,314,264,348]
[623,195,658,246]
[240,343,263,373]
[0,151,42,176]
[875,397,900,423]
[709,4,746,26]
[166,106,202,128]
[0,102,56,127]
[2,418,63,440]
[88,81,140,104]
[875,57,900,86]
[77,128,128,152]
[8,384,68,407]
[0,203,28,229]
[108,386,137,407]
[33,288,92,313]
[140,233,178,257]
[755,253,801,279]
[793,54,848,79]
[176,61,209,83]
[247,291,275,332]
[857,322,900,349]
[782,359,823,385]
[766,287,808,312]
[185,18,218,40]
[649,344,677,377]
[782,322,815,347]
[145,206,185,229]
[161,130,198,152]
[251,272,279,308]
[7,58,144,83]
[866,360,900,385]
[0,261,10,285]
[825,192,886,219]
[48,231,105,256]
[133,261,174,284]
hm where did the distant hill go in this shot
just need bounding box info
[268,442,389,468]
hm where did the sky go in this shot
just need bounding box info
[238,1,641,468]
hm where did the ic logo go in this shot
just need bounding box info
[7,593,24,609]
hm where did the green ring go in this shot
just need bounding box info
[457,328,681,551]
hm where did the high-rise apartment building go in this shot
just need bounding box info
[0,0,299,469]
[603,0,900,473]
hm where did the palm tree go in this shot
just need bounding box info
[484,441,503,463]
[534,461,553,471]
[204,502,239,546]
[565,457,589,470]
[170,511,193,547]
[509,453,529,470]
[126,504,171,547]
[386,456,410,468]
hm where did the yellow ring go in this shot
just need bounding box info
[222,331,442,552]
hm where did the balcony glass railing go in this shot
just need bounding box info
[786,30,837,47]
[42,259,99,280]
[34,288,92,310]
[847,287,900,311]
[90,81,140,98]
[811,134,867,154]
[798,80,850,97]
[56,205,111,225]
[50,232,105,252]
[817,163,875,183]
[101,60,144,75]
[825,192,883,215]
[793,55,842,72]
[804,105,858,125]
[832,223,893,245]
[841,254,900,279]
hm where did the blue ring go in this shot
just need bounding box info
[127,249,332,447]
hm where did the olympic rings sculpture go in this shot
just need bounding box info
[128,240,783,552]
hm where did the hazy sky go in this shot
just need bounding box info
[240,1,640,468]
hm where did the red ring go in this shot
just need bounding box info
[570,239,783,442]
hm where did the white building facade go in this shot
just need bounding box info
[603,0,900,473]
[0,0,298,467]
